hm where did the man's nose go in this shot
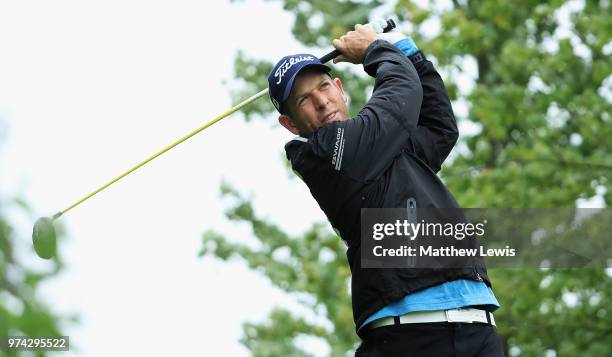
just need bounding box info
[312,91,328,109]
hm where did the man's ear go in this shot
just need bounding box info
[278,114,299,135]
[333,77,348,102]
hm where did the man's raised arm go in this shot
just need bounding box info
[378,30,459,173]
[410,56,459,173]
[309,26,423,180]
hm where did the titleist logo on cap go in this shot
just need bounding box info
[274,55,315,84]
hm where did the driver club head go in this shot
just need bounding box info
[32,216,57,259]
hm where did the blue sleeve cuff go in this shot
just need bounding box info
[394,38,419,57]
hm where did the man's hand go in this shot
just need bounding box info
[332,24,377,64]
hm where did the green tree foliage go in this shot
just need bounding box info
[405,0,611,207]
[202,0,611,355]
[0,195,73,356]
[201,184,354,355]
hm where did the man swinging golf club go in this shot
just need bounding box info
[268,20,505,356]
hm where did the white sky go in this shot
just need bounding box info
[0,0,332,355]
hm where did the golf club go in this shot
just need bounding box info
[32,19,397,259]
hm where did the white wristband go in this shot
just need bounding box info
[365,18,388,34]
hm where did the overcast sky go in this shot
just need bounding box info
[0,0,335,355]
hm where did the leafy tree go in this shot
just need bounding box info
[202,0,611,356]
[201,184,354,356]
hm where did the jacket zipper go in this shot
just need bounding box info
[407,198,416,219]
[406,198,417,268]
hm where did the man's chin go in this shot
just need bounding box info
[325,115,349,125]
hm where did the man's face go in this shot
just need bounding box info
[278,69,350,136]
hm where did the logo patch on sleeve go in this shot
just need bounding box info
[331,127,346,171]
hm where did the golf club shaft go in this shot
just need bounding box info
[53,19,397,219]
[55,88,268,219]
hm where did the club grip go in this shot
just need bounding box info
[319,19,396,64]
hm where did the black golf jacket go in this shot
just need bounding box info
[285,40,491,336]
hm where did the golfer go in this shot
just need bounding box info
[268,22,504,356]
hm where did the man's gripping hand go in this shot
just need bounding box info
[332,24,377,64]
